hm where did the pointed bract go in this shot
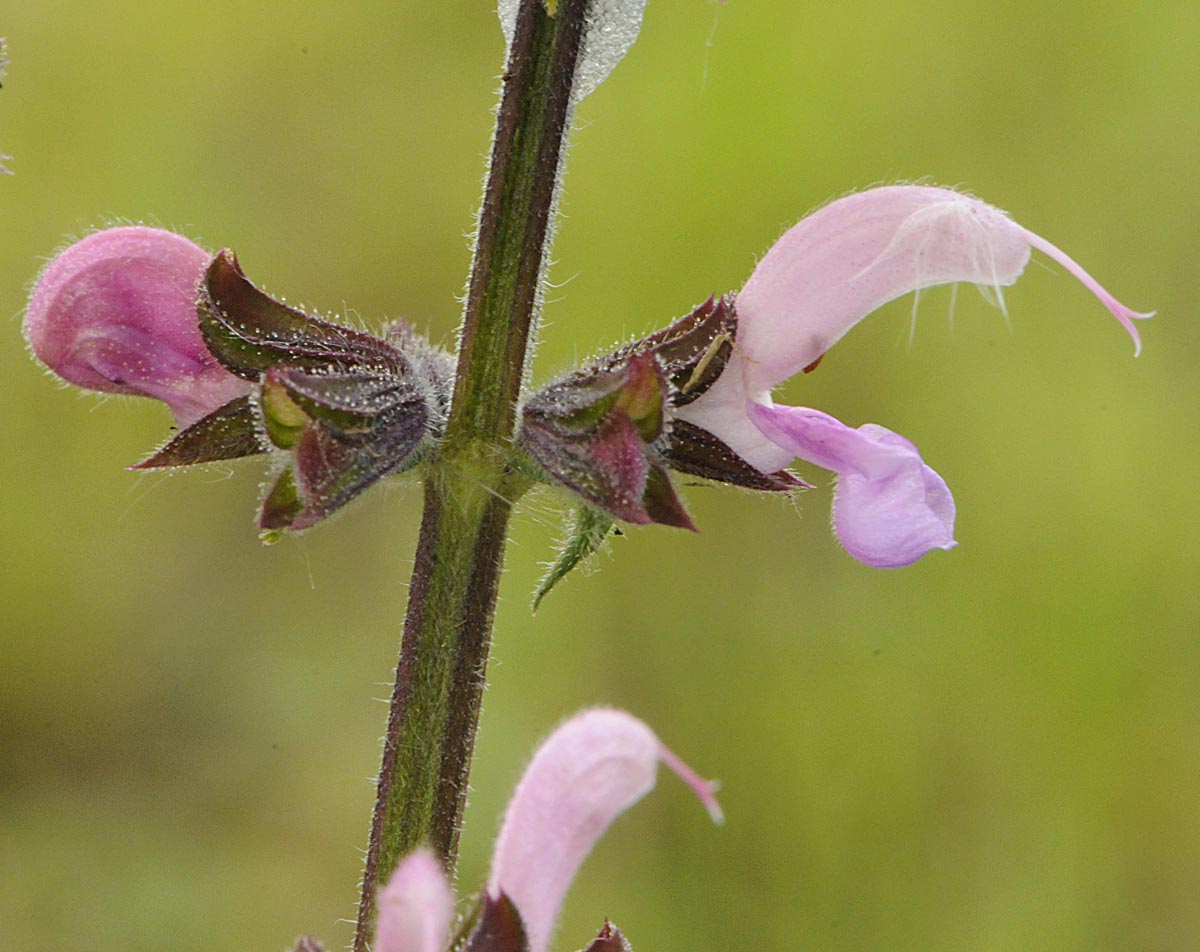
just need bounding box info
[661,419,806,493]
[633,295,736,406]
[132,395,265,469]
[462,891,530,952]
[199,250,401,378]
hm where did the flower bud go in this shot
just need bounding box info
[24,227,251,428]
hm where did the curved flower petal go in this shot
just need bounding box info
[736,185,1150,391]
[487,708,721,952]
[376,848,455,952]
[24,227,251,427]
[679,185,1152,470]
[747,402,956,568]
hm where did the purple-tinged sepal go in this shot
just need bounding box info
[629,294,737,406]
[190,251,452,537]
[520,352,693,530]
[458,891,530,952]
[661,418,807,492]
[289,937,329,952]
[198,250,402,378]
[133,395,265,469]
[255,364,440,538]
[645,298,801,491]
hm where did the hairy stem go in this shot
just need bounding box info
[353,1,588,946]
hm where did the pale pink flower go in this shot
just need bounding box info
[679,185,1152,567]
[24,227,252,428]
[375,709,721,952]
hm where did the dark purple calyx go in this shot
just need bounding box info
[142,249,451,537]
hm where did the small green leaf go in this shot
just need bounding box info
[533,506,617,611]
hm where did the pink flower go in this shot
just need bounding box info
[24,227,252,428]
[747,404,956,569]
[678,185,1153,568]
[374,709,721,952]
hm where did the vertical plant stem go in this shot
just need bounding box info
[353,1,588,947]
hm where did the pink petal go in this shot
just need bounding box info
[375,848,455,952]
[679,186,1151,469]
[24,227,251,427]
[747,402,956,568]
[736,185,1149,391]
[488,709,721,952]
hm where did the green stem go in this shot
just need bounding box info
[353,2,588,947]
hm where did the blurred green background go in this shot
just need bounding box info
[2,2,1196,950]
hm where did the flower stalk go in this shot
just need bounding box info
[353,0,590,947]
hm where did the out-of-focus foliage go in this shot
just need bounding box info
[2,3,1194,951]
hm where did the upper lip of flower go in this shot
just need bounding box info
[731,185,1152,399]
[374,708,721,952]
